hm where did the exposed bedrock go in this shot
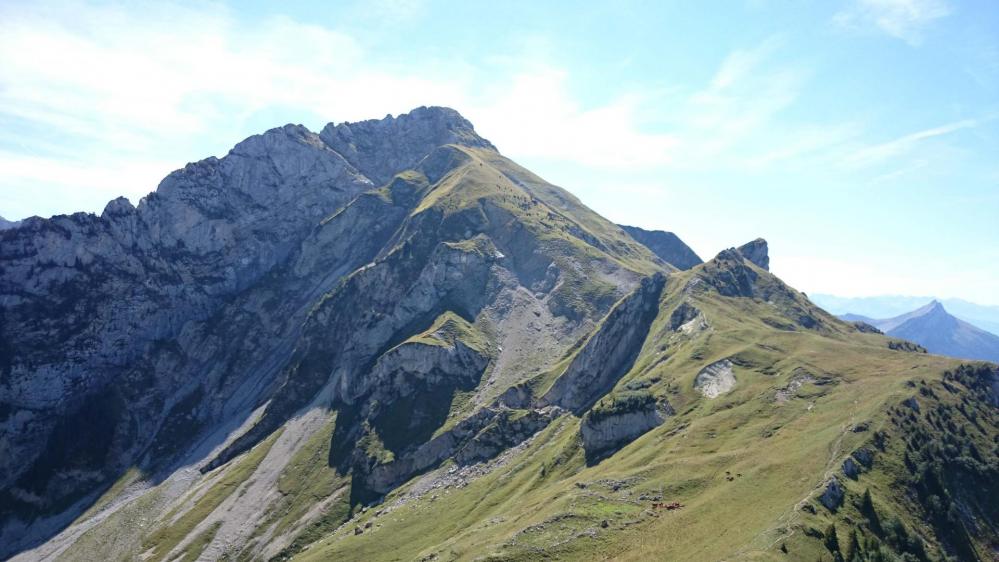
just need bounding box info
[539,273,667,414]
[694,359,736,398]
[580,391,673,463]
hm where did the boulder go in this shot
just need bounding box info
[843,457,860,480]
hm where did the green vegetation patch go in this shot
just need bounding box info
[408,310,490,354]
[586,390,656,424]
[178,521,221,562]
[261,412,349,543]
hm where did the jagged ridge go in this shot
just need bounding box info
[1,107,996,562]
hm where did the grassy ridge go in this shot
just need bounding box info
[290,255,988,561]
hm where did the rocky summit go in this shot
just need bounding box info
[1,107,997,562]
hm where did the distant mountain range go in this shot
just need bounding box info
[0,216,21,230]
[813,293,999,336]
[840,301,999,363]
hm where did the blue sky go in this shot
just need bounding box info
[1,0,997,303]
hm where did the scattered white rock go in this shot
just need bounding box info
[694,360,736,398]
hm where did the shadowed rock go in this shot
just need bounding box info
[619,225,702,270]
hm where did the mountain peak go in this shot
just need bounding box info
[736,238,769,270]
[319,106,496,184]
[849,300,999,362]
[915,299,947,317]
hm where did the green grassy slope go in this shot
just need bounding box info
[291,252,996,561]
[40,159,995,562]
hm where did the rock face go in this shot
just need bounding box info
[0,123,373,507]
[669,301,706,333]
[843,457,860,479]
[580,392,671,462]
[736,238,769,271]
[619,225,702,270]
[540,274,667,414]
[819,477,845,511]
[0,106,664,556]
[694,359,736,398]
[695,244,829,332]
[319,107,495,185]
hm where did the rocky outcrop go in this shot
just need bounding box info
[694,359,736,398]
[668,301,708,335]
[819,477,845,511]
[773,369,833,402]
[205,233,502,471]
[736,238,769,270]
[619,225,702,270]
[540,274,667,414]
[851,321,883,334]
[0,123,375,509]
[699,249,760,298]
[580,392,671,462]
[888,339,928,353]
[362,406,559,495]
[669,302,699,331]
[695,246,831,332]
[843,457,860,479]
[319,106,495,185]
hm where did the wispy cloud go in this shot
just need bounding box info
[0,2,813,218]
[0,1,469,217]
[843,118,977,168]
[470,70,681,169]
[834,0,951,45]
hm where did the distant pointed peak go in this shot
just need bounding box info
[736,238,769,271]
[922,300,947,315]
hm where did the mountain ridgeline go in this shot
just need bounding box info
[1,107,996,562]
[842,301,999,363]
[616,225,702,270]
